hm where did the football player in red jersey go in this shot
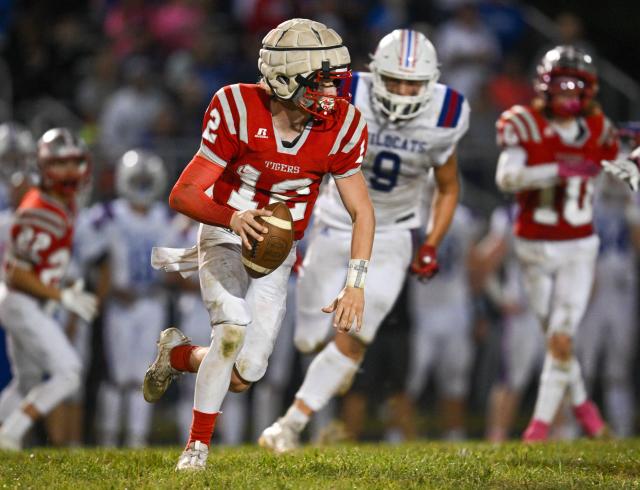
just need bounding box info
[0,128,98,450]
[495,46,639,442]
[144,19,374,470]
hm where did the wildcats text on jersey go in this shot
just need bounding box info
[368,132,429,154]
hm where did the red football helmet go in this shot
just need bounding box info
[535,45,598,117]
[37,128,90,196]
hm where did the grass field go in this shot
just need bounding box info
[2,440,639,489]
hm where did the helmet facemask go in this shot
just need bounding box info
[369,29,440,121]
[291,61,352,120]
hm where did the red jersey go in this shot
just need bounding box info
[6,188,75,287]
[496,105,619,240]
[199,83,367,240]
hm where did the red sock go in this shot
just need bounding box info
[187,409,219,447]
[170,345,198,372]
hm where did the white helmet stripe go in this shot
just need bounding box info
[329,104,355,155]
[230,85,248,143]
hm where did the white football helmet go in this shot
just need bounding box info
[116,149,167,207]
[369,29,440,121]
[0,122,36,182]
[258,18,352,119]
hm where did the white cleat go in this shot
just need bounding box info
[175,440,208,471]
[0,432,21,451]
[258,420,300,454]
[143,327,191,403]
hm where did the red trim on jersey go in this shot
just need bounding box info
[442,90,461,128]
[169,155,234,227]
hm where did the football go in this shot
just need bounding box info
[241,201,294,278]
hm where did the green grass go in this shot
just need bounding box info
[2,440,640,489]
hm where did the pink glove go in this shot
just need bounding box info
[557,159,601,179]
[411,244,439,280]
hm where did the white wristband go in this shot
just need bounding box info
[346,259,368,289]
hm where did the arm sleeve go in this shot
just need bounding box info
[495,146,560,193]
[330,109,368,180]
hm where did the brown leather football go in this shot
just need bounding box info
[241,201,294,278]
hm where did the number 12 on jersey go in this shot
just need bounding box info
[227,164,313,221]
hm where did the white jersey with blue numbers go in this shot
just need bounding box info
[84,198,177,294]
[315,71,470,230]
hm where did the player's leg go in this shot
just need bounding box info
[176,228,253,470]
[97,302,131,446]
[514,240,557,441]
[486,310,543,442]
[0,335,43,423]
[603,294,636,437]
[252,275,297,439]
[405,275,439,402]
[0,294,81,450]
[261,230,412,453]
[176,292,211,442]
[525,238,603,440]
[436,306,473,441]
[125,299,167,447]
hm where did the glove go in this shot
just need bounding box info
[602,157,640,192]
[60,279,98,323]
[557,159,601,179]
[411,243,439,281]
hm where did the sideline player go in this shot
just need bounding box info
[93,149,173,447]
[259,28,468,452]
[144,19,375,470]
[0,128,98,450]
[477,205,545,442]
[494,46,638,441]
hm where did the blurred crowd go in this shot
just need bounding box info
[0,0,639,447]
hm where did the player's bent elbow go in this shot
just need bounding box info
[168,182,191,213]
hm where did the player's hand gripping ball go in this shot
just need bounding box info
[241,202,294,278]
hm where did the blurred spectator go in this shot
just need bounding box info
[478,0,526,55]
[150,0,206,54]
[76,47,119,124]
[98,56,167,164]
[436,1,501,102]
[103,0,157,61]
[488,55,535,112]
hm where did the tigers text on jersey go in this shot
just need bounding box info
[315,72,469,230]
[199,83,367,240]
[5,188,75,287]
[496,105,619,240]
